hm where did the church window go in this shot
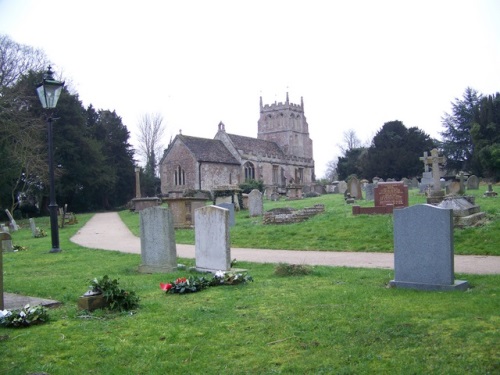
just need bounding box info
[174,165,185,186]
[272,165,279,185]
[244,162,255,181]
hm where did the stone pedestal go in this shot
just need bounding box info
[77,294,108,311]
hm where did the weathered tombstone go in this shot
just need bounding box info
[467,175,479,190]
[446,181,461,195]
[337,181,348,194]
[419,171,433,193]
[217,202,235,227]
[410,177,419,189]
[484,183,498,197]
[248,189,263,217]
[29,218,39,237]
[365,183,374,201]
[195,205,231,272]
[389,205,469,291]
[347,176,363,199]
[4,209,19,231]
[0,231,13,252]
[138,206,177,273]
[374,182,409,207]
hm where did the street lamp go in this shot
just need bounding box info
[36,66,65,253]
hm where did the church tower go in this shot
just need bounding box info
[257,93,313,160]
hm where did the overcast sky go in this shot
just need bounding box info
[1,0,499,178]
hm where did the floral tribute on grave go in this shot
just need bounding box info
[160,271,253,295]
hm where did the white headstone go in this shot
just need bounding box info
[195,205,231,272]
[138,206,177,273]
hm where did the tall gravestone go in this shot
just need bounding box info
[0,232,13,252]
[138,206,177,273]
[195,205,231,272]
[347,177,363,199]
[390,204,468,291]
[365,183,374,201]
[248,189,263,217]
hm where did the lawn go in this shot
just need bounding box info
[1,186,499,374]
[119,185,500,255]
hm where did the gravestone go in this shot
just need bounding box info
[4,209,18,231]
[419,171,434,193]
[217,202,235,227]
[446,181,462,195]
[337,181,348,194]
[195,205,231,272]
[365,183,374,201]
[389,204,468,291]
[467,175,479,190]
[410,177,419,189]
[483,183,498,197]
[347,176,363,199]
[248,189,263,217]
[138,206,177,273]
[374,182,408,208]
[0,231,13,252]
[29,218,38,237]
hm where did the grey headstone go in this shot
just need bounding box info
[467,175,479,190]
[4,209,18,231]
[29,218,38,237]
[0,231,13,253]
[390,204,468,291]
[248,189,263,217]
[195,205,231,272]
[365,183,374,201]
[420,171,433,192]
[337,181,347,194]
[138,206,177,273]
[347,177,363,199]
[217,202,235,227]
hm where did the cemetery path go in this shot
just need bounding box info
[70,212,500,275]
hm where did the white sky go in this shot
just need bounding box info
[1,0,499,178]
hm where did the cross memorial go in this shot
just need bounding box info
[420,149,445,192]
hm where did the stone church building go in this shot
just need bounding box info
[159,93,315,196]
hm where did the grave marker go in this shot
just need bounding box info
[0,231,13,252]
[248,189,263,217]
[389,204,468,291]
[217,202,235,227]
[4,209,18,231]
[467,175,479,190]
[374,182,408,208]
[138,206,177,273]
[195,205,231,272]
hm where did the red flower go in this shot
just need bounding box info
[160,282,173,291]
[175,277,187,284]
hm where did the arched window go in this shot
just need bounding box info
[174,165,185,186]
[244,162,255,181]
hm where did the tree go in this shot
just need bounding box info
[336,147,367,180]
[338,128,362,155]
[136,113,165,176]
[440,87,481,173]
[363,120,435,180]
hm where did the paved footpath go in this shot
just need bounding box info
[70,212,500,275]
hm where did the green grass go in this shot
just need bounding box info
[1,187,499,374]
[120,185,500,255]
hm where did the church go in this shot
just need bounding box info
[159,93,315,196]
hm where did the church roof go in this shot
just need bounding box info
[178,135,240,165]
[227,133,285,158]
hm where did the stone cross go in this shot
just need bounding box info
[419,151,430,172]
[430,149,446,191]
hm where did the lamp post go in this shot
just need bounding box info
[36,66,65,253]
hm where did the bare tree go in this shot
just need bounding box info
[136,113,166,176]
[338,129,362,155]
[324,159,338,181]
[0,34,49,91]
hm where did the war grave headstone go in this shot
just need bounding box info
[389,204,469,291]
[138,206,177,273]
[0,231,13,252]
[217,202,235,227]
[195,205,231,273]
[467,175,479,190]
[347,176,363,199]
[248,189,263,217]
[352,182,408,215]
